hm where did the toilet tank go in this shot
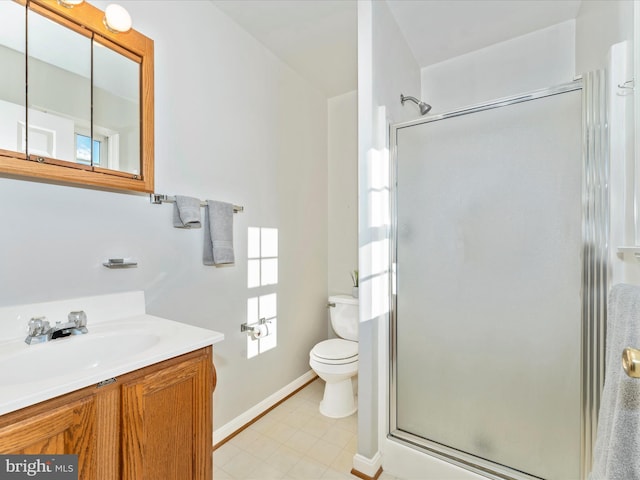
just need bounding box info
[329,294,359,341]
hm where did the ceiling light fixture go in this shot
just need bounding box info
[103,4,132,33]
[57,0,84,7]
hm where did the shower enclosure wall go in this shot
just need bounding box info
[389,75,608,480]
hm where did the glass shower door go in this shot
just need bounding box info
[392,89,583,480]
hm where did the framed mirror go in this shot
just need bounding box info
[0,0,154,193]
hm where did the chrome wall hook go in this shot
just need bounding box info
[617,79,634,96]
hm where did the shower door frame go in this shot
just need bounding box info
[388,76,608,480]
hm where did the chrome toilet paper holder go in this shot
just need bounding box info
[241,318,268,335]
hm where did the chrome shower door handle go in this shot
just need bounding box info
[622,347,640,378]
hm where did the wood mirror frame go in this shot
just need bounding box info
[0,0,154,193]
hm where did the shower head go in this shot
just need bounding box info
[400,94,432,115]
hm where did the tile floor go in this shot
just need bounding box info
[213,378,401,480]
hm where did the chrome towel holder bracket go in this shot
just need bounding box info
[150,194,244,213]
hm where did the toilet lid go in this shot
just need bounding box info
[311,339,358,361]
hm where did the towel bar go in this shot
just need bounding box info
[622,347,640,378]
[150,194,243,213]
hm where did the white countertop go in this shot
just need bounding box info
[0,293,224,416]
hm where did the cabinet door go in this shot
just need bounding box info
[121,352,213,480]
[0,395,96,479]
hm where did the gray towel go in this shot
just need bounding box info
[590,284,640,479]
[173,195,202,228]
[203,200,234,265]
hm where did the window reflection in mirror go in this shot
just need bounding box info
[75,133,100,165]
[93,37,140,175]
[0,2,26,158]
[27,8,91,166]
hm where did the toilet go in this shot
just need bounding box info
[309,294,358,418]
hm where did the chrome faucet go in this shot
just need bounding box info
[25,311,88,345]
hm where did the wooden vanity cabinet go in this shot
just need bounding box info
[0,346,214,480]
[0,390,99,479]
[121,349,213,480]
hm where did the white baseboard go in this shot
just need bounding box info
[213,370,318,447]
[352,451,383,478]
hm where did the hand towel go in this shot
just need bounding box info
[590,284,640,479]
[172,195,202,229]
[203,200,235,265]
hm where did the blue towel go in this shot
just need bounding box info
[203,200,234,265]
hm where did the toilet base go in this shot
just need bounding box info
[319,378,357,418]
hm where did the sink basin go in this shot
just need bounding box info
[0,302,224,417]
[0,332,160,385]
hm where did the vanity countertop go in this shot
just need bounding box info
[0,292,224,416]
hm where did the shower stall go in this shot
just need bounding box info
[389,74,608,480]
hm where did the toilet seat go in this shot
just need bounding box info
[310,339,358,365]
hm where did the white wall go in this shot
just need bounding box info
[575,0,634,74]
[0,0,329,429]
[328,90,358,299]
[575,0,638,288]
[357,0,420,473]
[421,20,576,113]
